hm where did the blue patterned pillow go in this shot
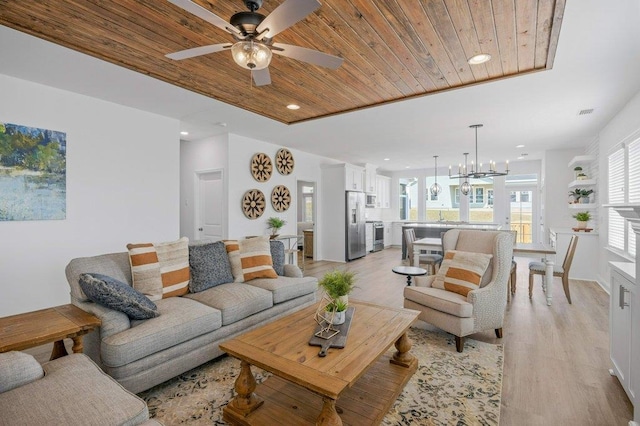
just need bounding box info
[270,240,285,276]
[79,273,159,320]
[188,241,234,292]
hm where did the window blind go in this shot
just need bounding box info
[608,148,625,250]
[629,139,640,203]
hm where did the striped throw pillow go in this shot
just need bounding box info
[432,250,493,297]
[224,236,277,282]
[127,237,190,300]
[223,240,244,282]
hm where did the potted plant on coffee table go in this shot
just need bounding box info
[318,270,357,305]
[266,216,286,239]
[325,299,348,325]
[573,211,591,229]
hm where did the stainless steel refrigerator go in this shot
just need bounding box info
[345,191,366,261]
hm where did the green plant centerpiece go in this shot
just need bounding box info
[316,270,357,326]
[573,211,591,229]
[266,216,286,238]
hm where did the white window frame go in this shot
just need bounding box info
[608,135,640,258]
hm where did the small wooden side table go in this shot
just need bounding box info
[0,304,101,360]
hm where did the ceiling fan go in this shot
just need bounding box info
[165,0,344,86]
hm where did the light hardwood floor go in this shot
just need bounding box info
[26,248,633,424]
[302,247,634,425]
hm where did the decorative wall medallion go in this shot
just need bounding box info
[271,185,291,212]
[242,189,266,219]
[275,148,294,175]
[251,153,272,182]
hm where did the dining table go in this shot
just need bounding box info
[513,242,557,306]
[412,237,444,268]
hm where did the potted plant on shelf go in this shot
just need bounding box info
[579,189,594,204]
[568,189,582,204]
[573,211,591,229]
[266,216,286,239]
[573,166,583,179]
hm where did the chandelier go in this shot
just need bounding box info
[449,124,509,180]
[429,155,442,196]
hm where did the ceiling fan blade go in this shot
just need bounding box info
[252,68,271,86]
[167,0,240,35]
[166,43,231,60]
[272,43,343,69]
[256,0,321,40]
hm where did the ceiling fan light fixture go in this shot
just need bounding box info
[468,53,491,65]
[231,40,272,70]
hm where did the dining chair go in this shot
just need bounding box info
[528,235,579,304]
[404,229,442,275]
[508,230,517,300]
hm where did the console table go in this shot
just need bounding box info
[0,304,101,360]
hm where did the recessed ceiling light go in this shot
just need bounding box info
[405,166,411,169]
[516,144,525,148]
[287,104,300,110]
[215,122,227,127]
[180,131,189,136]
[384,158,390,161]
[468,53,491,65]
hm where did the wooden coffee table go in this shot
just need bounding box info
[220,300,419,425]
[0,304,101,360]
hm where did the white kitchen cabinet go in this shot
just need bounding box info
[391,222,404,246]
[383,222,392,248]
[549,228,599,280]
[609,261,638,424]
[365,222,373,252]
[364,164,377,194]
[344,164,364,192]
[376,175,391,208]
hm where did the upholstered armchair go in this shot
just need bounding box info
[404,229,513,352]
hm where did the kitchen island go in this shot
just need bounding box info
[399,222,502,258]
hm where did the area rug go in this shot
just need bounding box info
[139,328,503,425]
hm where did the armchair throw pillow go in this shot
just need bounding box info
[0,351,44,394]
[433,250,493,297]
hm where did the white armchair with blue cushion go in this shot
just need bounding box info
[403,230,513,352]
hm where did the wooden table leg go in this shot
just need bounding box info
[390,332,416,368]
[226,360,264,417]
[71,335,84,353]
[317,398,343,426]
[50,340,69,360]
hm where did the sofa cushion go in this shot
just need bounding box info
[224,237,278,282]
[270,240,285,276]
[100,297,222,367]
[188,241,234,292]
[0,354,149,426]
[127,237,190,300]
[184,282,273,326]
[66,253,132,302]
[404,286,473,318]
[248,276,318,304]
[433,250,492,297]
[79,273,159,320]
[0,352,44,394]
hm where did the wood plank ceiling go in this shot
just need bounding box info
[0,0,565,124]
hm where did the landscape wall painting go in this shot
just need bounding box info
[0,121,66,221]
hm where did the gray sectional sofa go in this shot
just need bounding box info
[65,240,317,394]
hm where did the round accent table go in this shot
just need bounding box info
[392,266,428,286]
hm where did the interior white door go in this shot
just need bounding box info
[197,171,224,241]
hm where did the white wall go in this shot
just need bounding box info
[543,148,583,236]
[597,88,640,284]
[0,74,180,316]
[180,134,229,241]
[226,134,336,257]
